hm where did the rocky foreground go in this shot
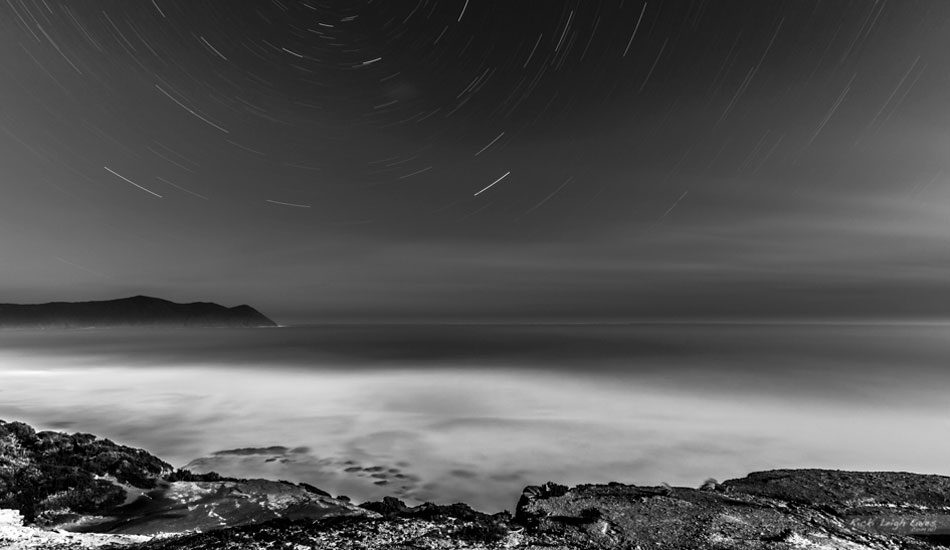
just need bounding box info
[3,420,950,549]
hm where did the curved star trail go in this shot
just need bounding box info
[1,1,949,321]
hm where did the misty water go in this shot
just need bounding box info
[1,323,949,512]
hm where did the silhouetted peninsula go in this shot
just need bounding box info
[0,296,277,329]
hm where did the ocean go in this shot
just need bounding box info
[1,322,948,512]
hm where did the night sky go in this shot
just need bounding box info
[2,0,949,323]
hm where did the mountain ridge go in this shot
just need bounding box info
[0,296,277,329]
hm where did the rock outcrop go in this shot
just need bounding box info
[0,420,369,541]
[0,419,174,523]
[0,508,150,550]
[513,475,950,549]
[137,472,950,549]
[0,296,277,329]
[5,419,950,549]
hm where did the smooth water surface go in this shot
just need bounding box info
[1,323,948,511]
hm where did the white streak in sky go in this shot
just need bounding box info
[147,146,196,173]
[868,56,920,129]
[523,176,573,215]
[154,84,229,133]
[374,99,399,109]
[104,166,163,198]
[639,36,668,91]
[759,18,784,65]
[474,132,505,156]
[660,190,689,219]
[266,199,311,208]
[623,3,648,57]
[199,36,228,61]
[37,24,82,74]
[806,73,856,148]
[54,257,113,279]
[399,166,433,179]
[523,34,542,68]
[433,25,448,45]
[457,0,470,22]
[718,66,756,124]
[226,140,266,156]
[474,171,511,196]
[151,0,166,18]
[156,176,208,200]
[555,10,573,53]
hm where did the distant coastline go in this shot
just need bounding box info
[0,295,277,329]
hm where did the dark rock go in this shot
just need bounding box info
[0,419,172,522]
[512,472,950,549]
[359,497,484,521]
[165,468,229,482]
[403,501,487,521]
[299,482,331,497]
[359,496,409,517]
[723,468,950,512]
[0,419,362,536]
[514,481,569,524]
[0,295,277,329]
[699,477,720,491]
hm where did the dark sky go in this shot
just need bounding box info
[2,0,949,322]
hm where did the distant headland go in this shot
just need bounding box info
[0,295,277,329]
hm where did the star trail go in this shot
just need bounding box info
[1,1,949,322]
